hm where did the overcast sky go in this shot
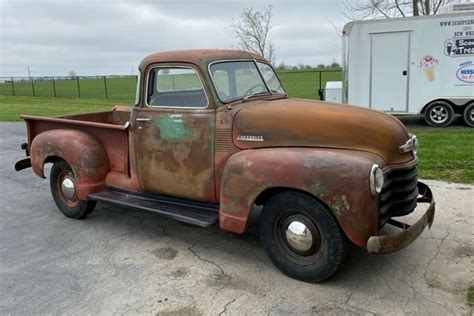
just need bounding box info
[0,0,345,77]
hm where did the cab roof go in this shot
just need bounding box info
[139,49,268,71]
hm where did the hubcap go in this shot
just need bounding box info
[61,177,76,199]
[277,213,322,261]
[430,105,448,123]
[285,221,313,252]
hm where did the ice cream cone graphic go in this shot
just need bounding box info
[424,68,435,81]
[419,55,438,82]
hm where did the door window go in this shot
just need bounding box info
[147,67,207,108]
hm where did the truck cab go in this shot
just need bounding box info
[15,49,435,282]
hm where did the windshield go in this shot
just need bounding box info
[209,60,285,103]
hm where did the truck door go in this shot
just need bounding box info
[131,65,215,202]
[370,32,410,112]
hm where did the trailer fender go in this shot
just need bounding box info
[219,148,381,247]
[30,129,109,199]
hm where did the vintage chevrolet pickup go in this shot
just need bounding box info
[15,50,435,282]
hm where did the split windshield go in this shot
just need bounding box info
[209,60,285,103]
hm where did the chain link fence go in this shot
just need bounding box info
[0,75,138,100]
[0,70,342,101]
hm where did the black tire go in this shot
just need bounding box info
[423,101,454,127]
[259,191,347,282]
[463,103,474,127]
[50,160,96,219]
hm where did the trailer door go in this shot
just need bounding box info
[370,32,410,112]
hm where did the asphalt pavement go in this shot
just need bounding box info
[1,122,473,315]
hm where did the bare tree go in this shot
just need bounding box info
[232,5,276,64]
[68,70,77,79]
[338,0,463,20]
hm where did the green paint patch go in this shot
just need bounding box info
[468,285,474,306]
[310,183,330,198]
[156,115,193,140]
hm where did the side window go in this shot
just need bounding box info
[147,67,207,108]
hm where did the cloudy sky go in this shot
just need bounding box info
[0,0,346,77]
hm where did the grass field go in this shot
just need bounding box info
[411,129,473,183]
[0,96,126,121]
[0,70,341,100]
[0,76,137,100]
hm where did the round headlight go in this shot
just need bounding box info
[370,164,384,196]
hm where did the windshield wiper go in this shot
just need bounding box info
[242,91,270,102]
[270,89,287,96]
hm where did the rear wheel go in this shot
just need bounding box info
[50,160,96,219]
[259,191,347,282]
[424,101,454,127]
[463,103,473,127]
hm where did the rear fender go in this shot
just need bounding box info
[30,129,109,199]
[219,148,383,247]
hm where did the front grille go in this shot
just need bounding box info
[379,160,418,227]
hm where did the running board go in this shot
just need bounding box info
[88,188,219,227]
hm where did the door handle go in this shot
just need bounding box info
[136,118,151,122]
[402,70,407,76]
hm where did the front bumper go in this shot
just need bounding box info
[366,182,435,254]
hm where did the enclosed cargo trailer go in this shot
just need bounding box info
[342,11,474,127]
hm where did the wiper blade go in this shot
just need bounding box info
[242,91,270,101]
[270,89,287,96]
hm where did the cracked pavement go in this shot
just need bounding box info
[1,122,473,315]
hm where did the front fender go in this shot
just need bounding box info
[30,129,109,199]
[219,148,384,247]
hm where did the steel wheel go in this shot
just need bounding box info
[275,211,322,265]
[259,191,347,282]
[463,103,474,127]
[424,101,454,127]
[50,160,96,219]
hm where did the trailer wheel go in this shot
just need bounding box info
[424,101,454,127]
[50,160,96,219]
[259,191,347,282]
[463,103,473,127]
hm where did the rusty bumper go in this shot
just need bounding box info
[367,182,435,254]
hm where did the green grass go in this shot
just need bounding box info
[468,286,474,306]
[410,129,474,184]
[278,70,342,99]
[0,76,137,100]
[0,70,341,100]
[0,95,130,121]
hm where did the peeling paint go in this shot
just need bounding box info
[156,115,193,141]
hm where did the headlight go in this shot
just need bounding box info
[370,164,384,196]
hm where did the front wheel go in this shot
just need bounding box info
[259,191,347,282]
[463,103,473,127]
[50,160,96,219]
[424,101,454,127]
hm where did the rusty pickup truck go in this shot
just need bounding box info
[15,49,435,282]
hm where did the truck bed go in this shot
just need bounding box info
[21,106,132,174]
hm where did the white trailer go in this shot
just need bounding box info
[342,11,474,127]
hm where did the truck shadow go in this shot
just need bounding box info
[87,201,419,287]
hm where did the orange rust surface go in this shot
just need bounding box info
[29,129,109,200]
[232,99,413,165]
[219,148,383,247]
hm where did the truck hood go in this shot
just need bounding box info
[232,98,413,164]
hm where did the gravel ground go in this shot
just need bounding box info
[1,122,473,315]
